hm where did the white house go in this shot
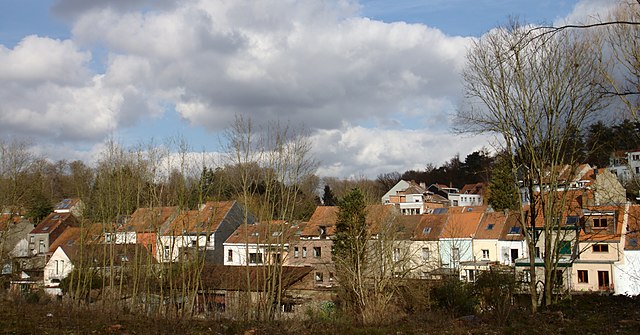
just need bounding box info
[609,149,640,183]
[43,246,73,295]
[158,201,254,264]
[223,221,300,266]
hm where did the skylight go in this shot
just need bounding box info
[422,227,432,234]
[487,224,494,230]
[508,227,521,234]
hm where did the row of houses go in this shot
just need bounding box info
[18,199,640,299]
[1,161,639,315]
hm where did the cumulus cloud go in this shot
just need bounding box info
[65,0,471,134]
[2,0,622,177]
[310,125,495,178]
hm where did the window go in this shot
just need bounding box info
[482,249,489,259]
[535,247,541,258]
[315,272,323,282]
[191,240,197,247]
[164,246,170,259]
[422,227,431,235]
[421,247,430,262]
[293,246,299,258]
[452,247,460,262]
[486,224,494,230]
[636,167,640,174]
[329,272,334,282]
[633,154,640,161]
[319,226,327,237]
[302,247,307,258]
[29,236,34,244]
[105,234,112,243]
[522,269,531,283]
[227,249,233,262]
[38,241,45,254]
[508,227,521,234]
[393,248,401,262]
[313,247,322,258]
[577,270,589,283]
[466,269,476,282]
[55,260,64,275]
[555,270,564,287]
[593,218,608,228]
[592,244,609,253]
[559,241,572,255]
[249,252,263,264]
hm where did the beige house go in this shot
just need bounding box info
[571,206,624,292]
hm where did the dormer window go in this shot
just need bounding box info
[319,226,327,238]
[593,218,608,228]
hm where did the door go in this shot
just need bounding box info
[598,271,610,290]
[510,249,519,263]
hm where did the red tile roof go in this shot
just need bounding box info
[30,212,77,234]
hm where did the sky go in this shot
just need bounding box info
[0,0,619,178]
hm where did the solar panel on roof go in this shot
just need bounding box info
[433,208,448,215]
[565,216,579,225]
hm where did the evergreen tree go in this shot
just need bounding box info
[333,188,368,315]
[322,184,336,206]
[488,154,519,211]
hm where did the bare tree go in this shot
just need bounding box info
[457,20,608,311]
[224,115,318,321]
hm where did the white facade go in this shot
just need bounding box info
[381,180,411,204]
[609,149,640,182]
[614,250,640,295]
[157,234,214,262]
[43,247,74,290]
[497,240,528,266]
[447,193,482,207]
[223,243,272,266]
[104,231,137,244]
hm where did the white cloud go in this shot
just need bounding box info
[310,125,493,177]
[3,0,622,178]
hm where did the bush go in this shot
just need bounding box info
[432,278,477,317]
[473,268,517,325]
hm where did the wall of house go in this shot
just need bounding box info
[136,232,157,257]
[571,262,615,292]
[286,239,335,288]
[472,239,499,262]
[614,250,640,295]
[578,241,622,262]
[497,240,528,265]
[212,203,253,264]
[439,238,473,268]
[381,180,410,204]
[43,247,74,289]
[406,240,440,278]
[223,243,270,266]
[29,233,49,255]
[106,231,136,244]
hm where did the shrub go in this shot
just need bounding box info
[432,278,477,317]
